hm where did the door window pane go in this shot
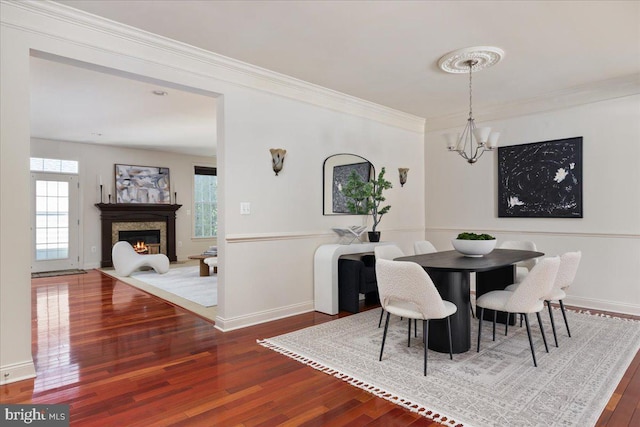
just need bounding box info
[35,179,70,261]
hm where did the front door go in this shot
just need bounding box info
[31,172,80,273]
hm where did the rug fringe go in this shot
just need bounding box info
[257,339,466,427]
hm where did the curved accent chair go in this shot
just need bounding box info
[414,240,437,255]
[112,241,170,277]
[376,258,457,375]
[499,240,538,283]
[476,256,560,367]
[506,251,581,347]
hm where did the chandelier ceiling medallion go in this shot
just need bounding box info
[438,46,505,164]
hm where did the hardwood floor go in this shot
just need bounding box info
[1,269,638,426]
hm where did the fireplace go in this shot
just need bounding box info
[96,203,181,267]
[119,229,161,254]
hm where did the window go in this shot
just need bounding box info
[30,157,78,174]
[194,166,217,238]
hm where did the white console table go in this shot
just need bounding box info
[314,242,394,315]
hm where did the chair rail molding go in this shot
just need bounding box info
[425,227,640,239]
[225,226,425,243]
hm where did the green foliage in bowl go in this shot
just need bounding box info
[456,232,496,240]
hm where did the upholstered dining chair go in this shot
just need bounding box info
[506,251,581,347]
[476,256,560,367]
[375,258,457,375]
[374,244,405,261]
[499,240,538,283]
[414,240,437,255]
[374,244,406,327]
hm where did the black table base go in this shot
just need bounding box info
[426,270,471,354]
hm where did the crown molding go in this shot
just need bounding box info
[427,73,640,131]
[1,0,425,133]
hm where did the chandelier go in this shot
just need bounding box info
[439,47,504,164]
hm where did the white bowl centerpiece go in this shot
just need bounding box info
[452,232,497,257]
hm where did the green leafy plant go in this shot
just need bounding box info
[341,167,392,232]
[456,232,496,240]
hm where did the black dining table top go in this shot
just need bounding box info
[395,249,544,273]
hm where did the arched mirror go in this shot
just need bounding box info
[323,153,374,215]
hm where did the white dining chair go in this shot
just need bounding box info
[499,240,538,283]
[414,240,437,255]
[373,244,406,327]
[476,256,560,367]
[374,244,405,261]
[506,251,581,347]
[376,258,457,375]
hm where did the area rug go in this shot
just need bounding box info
[32,269,87,278]
[101,265,217,323]
[259,308,640,427]
[130,266,217,307]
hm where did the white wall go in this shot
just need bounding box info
[0,2,424,383]
[221,86,424,329]
[30,138,217,267]
[0,18,35,384]
[425,95,640,315]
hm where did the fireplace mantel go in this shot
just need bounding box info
[95,203,181,267]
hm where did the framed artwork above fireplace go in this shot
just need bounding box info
[115,164,171,204]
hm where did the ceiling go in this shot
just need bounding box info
[30,56,218,156]
[34,1,640,154]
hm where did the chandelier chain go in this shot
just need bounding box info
[468,61,473,120]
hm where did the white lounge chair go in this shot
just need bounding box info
[112,241,170,276]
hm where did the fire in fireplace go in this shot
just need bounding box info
[119,230,161,254]
[132,241,149,254]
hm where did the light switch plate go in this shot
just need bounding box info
[240,202,251,215]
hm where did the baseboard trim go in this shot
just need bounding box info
[564,296,640,317]
[214,301,314,332]
[83,262,101,270]
[0,359,36,385]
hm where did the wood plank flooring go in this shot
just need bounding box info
[1,269,638,426]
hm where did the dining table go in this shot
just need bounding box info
[395,248,544,354]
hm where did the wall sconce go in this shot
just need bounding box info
[398,168,409,187]
[270,148,286,176]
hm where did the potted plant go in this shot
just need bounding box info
[341,167,392,242]
[451,232,497,257]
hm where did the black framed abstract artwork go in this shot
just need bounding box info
[115,164,171,204]
[498,137,583,218]
[332,161,372,214]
